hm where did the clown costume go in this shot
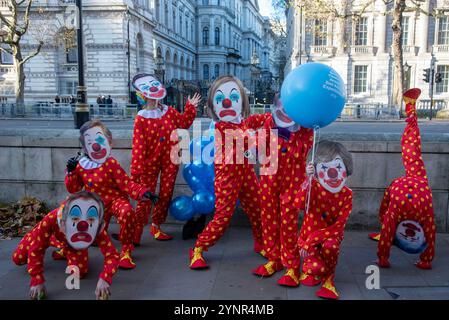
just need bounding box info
[64,120,158,270]
[12,191,119,300]
[284,140,353,299]
[252,94,314,287]
[189,75,268,270]
[130,74,200,242]
[369,88,436,270]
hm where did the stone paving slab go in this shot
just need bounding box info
[0,224,448,300]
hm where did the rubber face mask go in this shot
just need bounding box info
[316,156,347,193]
[272,97,294,128]
[59,198,102,250]
[213,81,242,122]
[83,127,111,164]
[133,75,166,100]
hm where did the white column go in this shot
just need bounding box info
[375,2,387,53]
[418,0,430,53]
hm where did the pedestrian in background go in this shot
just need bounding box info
[107,95,113,116]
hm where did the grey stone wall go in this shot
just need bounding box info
[0,128,448,232]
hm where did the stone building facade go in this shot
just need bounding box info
[0,0,282,105]
[285,0,449,106]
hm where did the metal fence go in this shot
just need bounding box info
[0,103,139,120]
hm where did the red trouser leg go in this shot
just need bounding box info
[377,209,397,262]
[153,160,179,226]
[65,248,89,279]
[260,176,281,262]
[279,200,301,269]
[378,186,392,223]
[419,211,436,263]
[12,234,32,265]
[134,168,159,243]
[50,235,65,249]
[238,166,263,248]
[321,237,341,277]
[195,164,241,250]
[110,198,136,254]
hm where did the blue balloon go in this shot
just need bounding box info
[190,136,214,163]
[169,196,195,221]
[205,163,215,180]
[182,164,203,192]
[192,190,216,215]
[281,62,346,129]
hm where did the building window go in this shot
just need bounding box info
[215,27,220,45]
[203,27,209,45]
[172,10,176,31]
[313,19,327,46]
[436,65,449,93]
[186,19,189,39]
[203,64,209,80]
[60,80,78,95]
[354,17,368,46]
[402,16,410,46]
[164,4,168,26]
[180,14,183,36]
[66,48,78,63]
[438,16,449,45]
[0,50,13,65]
[214,64,220,78]
[202,0,209,4]
[354,65,368,94]
[155,0,160,20]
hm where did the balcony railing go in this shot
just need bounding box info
[432,45,449,54]
[402,45,419,56]
[350,45,376,55]
[60,63,78,72]
[0,0,9,7]
[310,45,336,57]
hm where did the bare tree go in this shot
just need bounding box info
[279,0,436,112]
[0,0,43,107]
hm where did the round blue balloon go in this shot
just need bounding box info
[169,196,195,221]
[182,164,204,192]
[190,136,214,163]
[281,62,346,129]
[190,161,214,186]
[192,190,216,215]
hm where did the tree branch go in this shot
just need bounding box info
[19,41,42,66]
[0,46,14,56]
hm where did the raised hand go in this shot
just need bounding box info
[66,156,79,173]
[95,278,111,300]
[299,248,309,259]
[29,284,47,300]
[143,191,160,205]
[188,93,202,109]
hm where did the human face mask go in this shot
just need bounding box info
[134,75,166,100]
[83,127,111,164]
[316,156,347,193]
[272,97,294,128]
[213,81,242,122]
[59,197,103,250]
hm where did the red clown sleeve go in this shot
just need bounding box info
[96,230,120,285]
[130,116,147,179]
[174,101,197,129]
[303,191,353,249]
[110,158,148,200]
[402,88,427,180]
[27,210,58,286]
[244,112,271,130]
[64,167,84,194]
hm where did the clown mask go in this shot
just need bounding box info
[272,96,295,129]
[316,156,347,193]
[83,126,111,164]
[213,81,242,122]
[133,75,166,101]
[59,197,103,250]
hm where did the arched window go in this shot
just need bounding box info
[203,27,209,45]
[214,27,220,45]
[136,33,144,72]
[165,50,171,80]
[203,64,209,80]
[214,64,220,79]
[173,53,178,79]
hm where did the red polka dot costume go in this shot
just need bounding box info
[190,114,268,269]
[12,208,119,287]
[370,88,436,270]
[65,157,148,268]
[290,178,353,299]
[253,114,314,286]
[131,102,196,242]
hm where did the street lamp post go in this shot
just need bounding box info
[126,10,131,103]
[74,0,89,129]
[250,50,260,104]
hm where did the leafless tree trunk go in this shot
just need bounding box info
[391,0,406,113]
[0,0,43,108]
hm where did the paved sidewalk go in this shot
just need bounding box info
[0,224,448,300]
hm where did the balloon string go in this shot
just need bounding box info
[305,126,320,215]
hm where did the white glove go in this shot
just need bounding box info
[95,278,111,300]
[29,284,47,300]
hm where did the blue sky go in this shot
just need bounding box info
[259,0,276,17]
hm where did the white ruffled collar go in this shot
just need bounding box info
[79,156,103,169]
[138,105,169,119]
